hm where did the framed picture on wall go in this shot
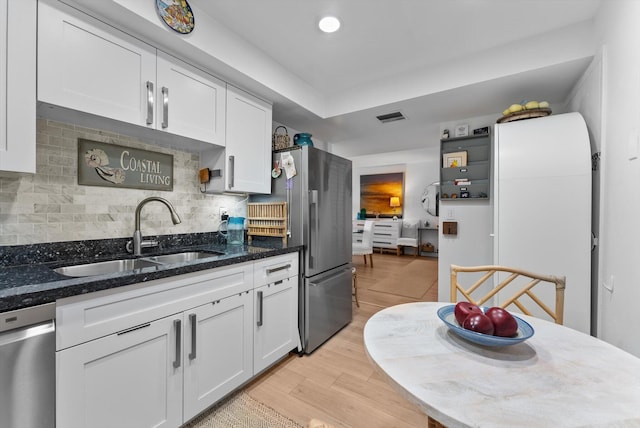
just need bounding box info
[359,172,404,218]
[442,151,467,168]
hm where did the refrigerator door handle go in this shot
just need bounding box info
[309,189,319,269]
[309,266,350,287]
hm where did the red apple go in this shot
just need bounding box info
[485,307,518,337]
[454,301,483,325]
[462,313,495,335]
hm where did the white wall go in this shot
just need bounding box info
[587,1,640,356]
[565,49,603,336]
[436,114,498,300]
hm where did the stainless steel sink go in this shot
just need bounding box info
[53,258,160,277]
[53,251,226,278]
[142,251,224,265]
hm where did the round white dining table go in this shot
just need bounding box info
[363,302,640,428]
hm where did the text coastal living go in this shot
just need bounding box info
[120,150,171,186]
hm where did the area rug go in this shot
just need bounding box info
[368,259,438,299]
[184,391,303,428]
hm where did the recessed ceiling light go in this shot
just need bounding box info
[319,16,340,33]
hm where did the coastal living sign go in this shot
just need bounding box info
[78,139,174,191]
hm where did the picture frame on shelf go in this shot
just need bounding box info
[454,124,469,137]
[443,151,468,168]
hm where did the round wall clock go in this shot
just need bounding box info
[156,0,195,34]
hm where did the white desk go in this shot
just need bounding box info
[364,302,640,427]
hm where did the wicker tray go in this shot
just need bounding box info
[496,108,552,123]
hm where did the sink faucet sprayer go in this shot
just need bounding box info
[127,197,182,255]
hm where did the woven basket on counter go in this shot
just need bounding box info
[272,126,291,151]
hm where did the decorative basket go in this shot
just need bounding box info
[496,108,552,124]
[272,126,291,151]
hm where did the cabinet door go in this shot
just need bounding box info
[225,85,272,193]
[56,314,183,428]
[156,51,226,146]
[254,276,299,374]
[38,0,156,128]
[0,0,36,173]
[183,292,253,421]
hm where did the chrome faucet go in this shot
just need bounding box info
[128,197,182,256]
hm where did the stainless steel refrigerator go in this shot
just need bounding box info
[252,145,353,353]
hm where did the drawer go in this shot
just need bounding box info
[254,252,299,287]
[56,261,253,350]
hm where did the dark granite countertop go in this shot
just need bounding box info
[0,233,302,313]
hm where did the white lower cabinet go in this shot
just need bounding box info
[183,291,253,421]
[56,313,183,428]
[56,254,298,428]
[254,276,298,374]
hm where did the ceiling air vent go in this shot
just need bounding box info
[376,111,406,124]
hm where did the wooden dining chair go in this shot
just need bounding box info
[450,264,566,325]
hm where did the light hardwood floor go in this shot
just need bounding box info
[246,253,439,428]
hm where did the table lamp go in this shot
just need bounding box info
[390,197,400,214]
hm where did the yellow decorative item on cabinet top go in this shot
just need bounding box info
[498,100,551,123]
[247,202,288,245]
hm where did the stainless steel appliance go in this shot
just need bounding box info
[0,303,56,428]
[253,145,352,353]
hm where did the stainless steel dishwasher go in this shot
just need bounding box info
[0,302,55,428]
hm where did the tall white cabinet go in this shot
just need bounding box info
[494,113,592,334]
[0,0,36,173]
[438,112,592,335]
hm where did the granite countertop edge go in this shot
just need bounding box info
[1,237,302,314]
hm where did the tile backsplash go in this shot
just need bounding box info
[0,119,244,245]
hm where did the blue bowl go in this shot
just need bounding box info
[437,305,534,347]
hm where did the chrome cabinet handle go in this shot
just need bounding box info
[257,291,263,326]
[266,264,291,275]
[228,155,235,188]
[173,319,181,368]
[161,86,169,129]
[146,81,154,125]
[188,313,196,360]
[117,322,150,336]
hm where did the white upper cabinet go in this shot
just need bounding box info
[156,51,226,146]
[0,0,36,173]
[38,0,156,128]
[224,86,272,193]
[37,0,226,146]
